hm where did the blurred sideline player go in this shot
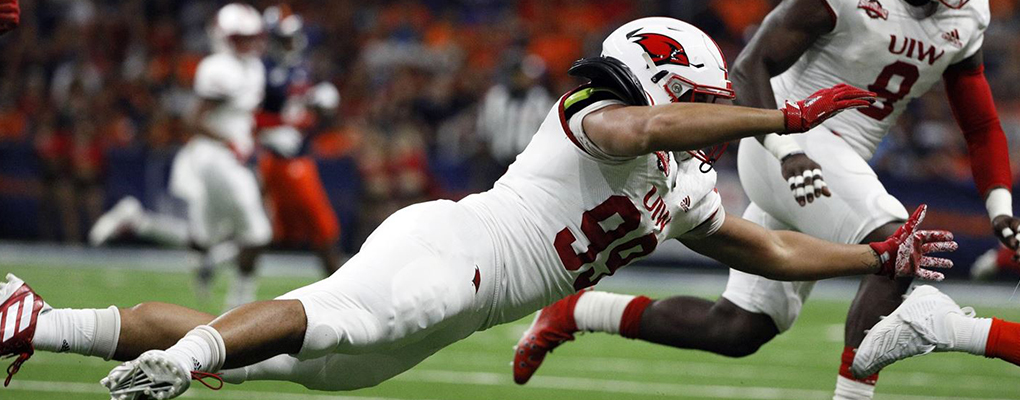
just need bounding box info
[257,7,343,277]
[2,17,953,399]
[971,245,1020,279]
[0,0,17,36]
[88,3,272,309]
[514,0,1020,398]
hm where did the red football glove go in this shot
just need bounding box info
[869,204,957,281]
[781,83,876,133]
[0,0,19,36]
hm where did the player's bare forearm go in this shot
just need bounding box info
[682,213,878,281]
[583,103,786,157]
[944,50,1018,250]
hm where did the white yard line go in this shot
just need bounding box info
[27,348,1020,394]
[10,372,1013,400]
[395,369,1020,400]
[5,379,442,400]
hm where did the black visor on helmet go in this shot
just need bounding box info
[568,56,649,106]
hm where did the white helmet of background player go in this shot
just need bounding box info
[210,3,264,57]
[569,17,735,170]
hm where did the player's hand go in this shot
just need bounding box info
[991,214,1020,261]
[0,0,19,36]
[781,84,876,133]
[781,153,830,206]
[869,205,957,281]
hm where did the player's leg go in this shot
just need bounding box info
[971,246,1020,280]
[104,200,496,396]
[0,274,219,385]
[298,157,343,275]
[215,157,272,310]
[513,202,806,384]
[278,156,343,276]
[852,285,1020,378]
[88,196,192,247]
[835,223,911,397]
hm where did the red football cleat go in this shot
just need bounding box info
[513,291,586,385]
[0,274,47,387]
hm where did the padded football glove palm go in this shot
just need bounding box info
[781,83,875,133]
[869,204,957,281]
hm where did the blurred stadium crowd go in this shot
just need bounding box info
[1,0,1019,257]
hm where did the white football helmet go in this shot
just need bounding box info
[569,17,735,170]
[210,3,264,56]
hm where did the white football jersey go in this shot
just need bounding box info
[771,0,989,159]
[460,86,725,324]
[193,52,266,157]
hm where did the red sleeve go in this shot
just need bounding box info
[943,64,1013,196]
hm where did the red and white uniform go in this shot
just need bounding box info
[230,86,724,389]
[462,85,724,323]
[169,52,271,247]
[728,0,993,331]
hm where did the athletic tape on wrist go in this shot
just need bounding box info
[985,188,1013,222]
[763,134,804,161]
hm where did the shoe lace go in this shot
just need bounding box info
[4,352,31,387]
[190,371,224,390]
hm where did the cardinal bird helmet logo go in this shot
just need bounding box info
[630,33,702,68]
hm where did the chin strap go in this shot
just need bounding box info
[690,143,728,173]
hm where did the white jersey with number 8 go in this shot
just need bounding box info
[771,0,988,160]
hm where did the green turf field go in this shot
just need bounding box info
[2,264,1019,400]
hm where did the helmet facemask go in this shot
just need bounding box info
[642,53,735,172]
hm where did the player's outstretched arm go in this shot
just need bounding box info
[681,205,956,282]
[731,0,836,205]
[943,50,1020,258]
[582,84,874,158]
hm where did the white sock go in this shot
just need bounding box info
[165,325,226,373]
[943,314,992,355]
[573,292,635,334]
[207,241,240,266]
[34,306,121,360]
[225,274,257,311]
[833,375,875,400]
[135,214,190,247]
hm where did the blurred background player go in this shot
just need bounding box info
[971,242,1020,279]
[255,6,344,277]
[475,51,553,183]
[88,3,271,310]
[514,0,1020,398]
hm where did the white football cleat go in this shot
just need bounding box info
[970,248,999,281]
[0,274,51,386]
[102,350,191,400]
[851,285,973,378]
[89,196,143,247]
